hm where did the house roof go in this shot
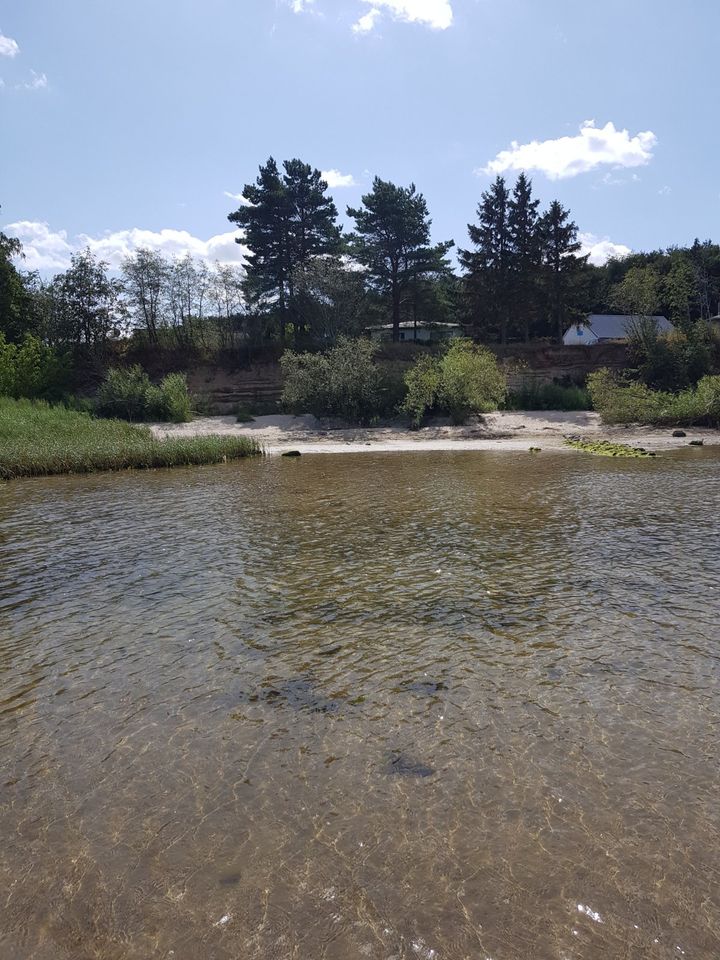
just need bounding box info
[585,314,673,339]
[365,321,463,331]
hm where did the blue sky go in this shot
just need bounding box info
[2,0,719,272]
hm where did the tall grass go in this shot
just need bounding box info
[0,398,261,480]
[504,382,591,411]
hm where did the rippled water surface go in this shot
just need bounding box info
[2,450,720,960]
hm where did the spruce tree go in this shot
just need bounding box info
[508,173,541,342]
[459,176,512,343]
[538,200,586,341]
[347,178,453,342]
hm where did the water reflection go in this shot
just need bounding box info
[1,450,720,959]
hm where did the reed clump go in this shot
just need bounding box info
[0,398,261,480]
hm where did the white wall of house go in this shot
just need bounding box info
[563,324,599,346]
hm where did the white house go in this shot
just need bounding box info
[365,321,464,343]
[563,314,673,346]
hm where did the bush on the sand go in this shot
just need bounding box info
[280,337,385,423]
[588,368,720,427]
[96,366,192,422]
[0,397,259,480]
[401,339,506,427]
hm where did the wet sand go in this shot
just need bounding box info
[149,411,720,455]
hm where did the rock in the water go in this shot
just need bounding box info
[386,752,435,778]
[689,439,704,447]
[281,450,302,457]
[672,429,687,438]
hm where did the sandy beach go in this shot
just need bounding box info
[149,410,720,454]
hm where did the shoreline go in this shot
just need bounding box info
[149,411,720,455]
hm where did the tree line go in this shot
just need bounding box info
[3,163,720,357]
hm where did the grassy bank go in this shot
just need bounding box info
[0,398,261,480]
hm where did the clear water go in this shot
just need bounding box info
[1,449,720,960]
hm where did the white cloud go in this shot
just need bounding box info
[223,190,253,206]
[0,30,19,58]
[353,8,382,32]
[354,0,453,32]
[5,221,74,272]
[321,169,358,188]
[579,232,631,267]
[5,221,250,273]
[290,0,315,11]
[479,121,657,180]
[17,70,48,91]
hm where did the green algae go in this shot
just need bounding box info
[564,438,656,458]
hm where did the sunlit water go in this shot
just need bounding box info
[1,449,720,960]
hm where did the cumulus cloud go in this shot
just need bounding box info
[290,0,315,11]
[5,221,249,273]
[17,69,48,91]
[0,30,19,58]
[223,190,253,206]
[353,8,382,32]
[354,0,453,32]
[5,221,74,272]
[479,121,657,180]
[579,232,631,267]
[321,169,358,188]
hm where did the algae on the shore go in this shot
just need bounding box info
[564,438,656,458]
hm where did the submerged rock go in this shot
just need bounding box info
[281,450,302,457]
[689,439,704,447]
[399,679,448,695]
[386,752,436,778]
[672,429,687,438]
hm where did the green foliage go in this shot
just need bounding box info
[504,382,591,411]
[459,177,587,343]
[0,333,70,399]
[628,325,713,391]
[401,355,442,428]
[347,177,453,342]
[157,373,192,423]
[228,157,341,339]
[401,339,506,426]
[281,337,384,423]
[0,398,259,480]
[588,368,720,427]
[96,365,192,422]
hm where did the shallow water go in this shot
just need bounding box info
[1,449,720,960]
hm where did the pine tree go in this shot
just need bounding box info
[228,158,340,340]
[507,173,541,342]
[347,178,453,342]
[459,176,512,343]
[538,200,586,342]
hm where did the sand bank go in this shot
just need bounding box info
[148,411,720,455]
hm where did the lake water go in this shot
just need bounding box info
[1,449,720,960]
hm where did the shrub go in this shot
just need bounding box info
[401,339,506,427]
[588,368,720,427]
[401,355,441,428]
[157,373,192,423]
[236,403,256,423]
[95,366,192,422]
[96,365,152,421]
[0,333,70,400]
[281,337,383,423]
